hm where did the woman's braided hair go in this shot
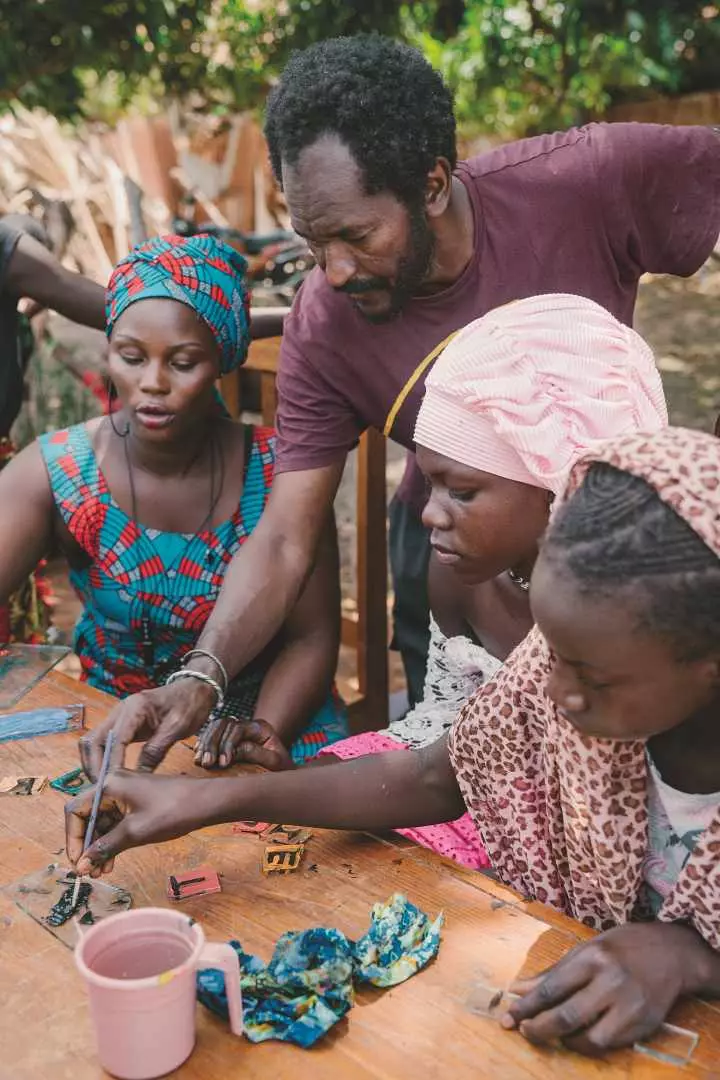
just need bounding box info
[543,462,720,659]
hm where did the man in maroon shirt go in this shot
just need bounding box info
[83,35,720,774]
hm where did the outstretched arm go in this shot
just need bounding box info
[67,736,465,872]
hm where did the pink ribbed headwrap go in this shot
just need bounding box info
[414,294,668,494]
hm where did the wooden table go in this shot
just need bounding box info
[2,674,720,1079]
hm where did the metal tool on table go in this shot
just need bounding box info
[71,730,116,910]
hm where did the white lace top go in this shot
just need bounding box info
[386,617,503,750]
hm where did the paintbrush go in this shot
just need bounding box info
[71,729,116,910]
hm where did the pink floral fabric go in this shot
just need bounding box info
[448,427,720,947]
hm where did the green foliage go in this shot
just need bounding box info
[0,1,207,117]
[1,1,718,133]
[154,0,407,113]
[405,1,720,136]
[0,1,406,118]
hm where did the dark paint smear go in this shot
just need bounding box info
[46,881,92,926]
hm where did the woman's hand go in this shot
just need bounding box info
[194,717,295,771]
[502,922,712,1056]
[65,770,216,874]
[79,679,217,780]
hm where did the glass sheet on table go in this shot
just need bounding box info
[0,644,71,708]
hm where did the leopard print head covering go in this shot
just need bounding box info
[563,425,719,558]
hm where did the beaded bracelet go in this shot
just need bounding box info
[165,668,224,710]
[182,648,229,693]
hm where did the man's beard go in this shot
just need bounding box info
[335,203,435,324]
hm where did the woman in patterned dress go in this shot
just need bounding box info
[0,234,347,764]
[68,424,720,1058]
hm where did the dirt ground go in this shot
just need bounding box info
[34,259,720,697]
[635,262,720,430]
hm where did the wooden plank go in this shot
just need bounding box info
[260,370,278,427]
[352,428,389,731]
[340,610,359,650]
[1,673,720,1077]
[244,336,282,374]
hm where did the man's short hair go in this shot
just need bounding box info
[265,35,457,206]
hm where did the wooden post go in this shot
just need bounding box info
[260,371,278,426]
[351,428,389,730]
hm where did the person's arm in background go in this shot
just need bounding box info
[3,228,106,329]
[592,122,720,278]
[198,510,342,768]
[0,444,56,620]
[248,508,341,743]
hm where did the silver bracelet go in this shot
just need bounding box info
[182,648,229,693]
[165,668,224,709]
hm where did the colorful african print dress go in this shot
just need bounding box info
[39,422,348,763]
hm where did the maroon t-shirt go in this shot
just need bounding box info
[275,122,719,501]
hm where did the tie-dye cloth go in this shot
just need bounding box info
[197,893,443,1047]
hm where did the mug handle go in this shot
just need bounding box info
[197,942,243,1036]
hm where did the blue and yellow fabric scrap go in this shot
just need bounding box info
[197,892,444,1047]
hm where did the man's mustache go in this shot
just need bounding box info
[333,278,389,294]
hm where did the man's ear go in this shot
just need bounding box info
[425,158,453,219]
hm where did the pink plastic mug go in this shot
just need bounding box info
[74,907,243,1079]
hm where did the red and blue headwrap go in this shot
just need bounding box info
[106,234,251,374]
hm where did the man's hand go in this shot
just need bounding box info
[65,770,214,875]
[502,922,713,1056]
[194,716,295,771]
[79,680,217,780]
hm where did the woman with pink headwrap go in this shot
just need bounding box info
[245,294,668,868]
